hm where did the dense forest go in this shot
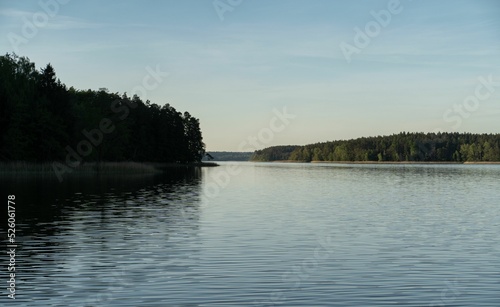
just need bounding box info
[0,54,205,164]
[250,145,300,162]
[251,132,500,162]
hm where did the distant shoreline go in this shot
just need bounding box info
[463,161,500,165]
[259,160,500,165]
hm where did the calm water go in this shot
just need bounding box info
[1,163,499,306]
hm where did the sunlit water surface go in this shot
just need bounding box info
[1,163,499,306]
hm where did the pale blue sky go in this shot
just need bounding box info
[1,0,499,151]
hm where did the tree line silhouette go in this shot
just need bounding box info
[0,54,205,163]
[251,132,500,162]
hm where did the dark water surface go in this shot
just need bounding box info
[1,163,499,306]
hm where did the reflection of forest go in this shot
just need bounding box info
[0,167,202,240]
[0,168,203,306]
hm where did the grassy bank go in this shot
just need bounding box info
[310,161,464,164]
[0,161,219,175]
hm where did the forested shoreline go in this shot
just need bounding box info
[251,132,500,162]
[0,54,205,165]
[2,54,499,167]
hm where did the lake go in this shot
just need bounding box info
[1,162,499,306]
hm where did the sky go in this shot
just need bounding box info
[0,0,499,151]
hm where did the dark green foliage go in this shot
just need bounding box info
[0,54,205,163]
[251,145,300,161]
[252,132,500,162]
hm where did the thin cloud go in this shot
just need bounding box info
[0,8,33,18]
[0,9,105,30]
[46,15,104,30]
